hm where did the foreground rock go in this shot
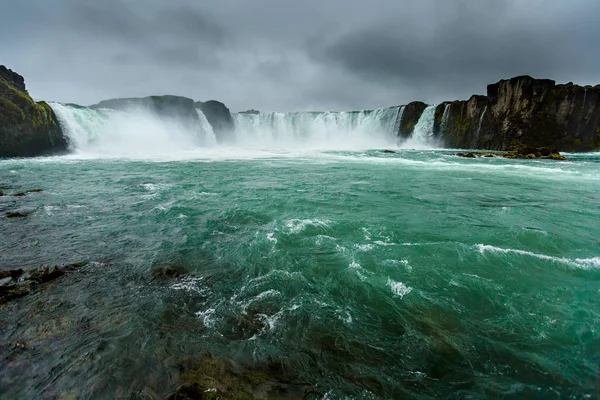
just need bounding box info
[0,262,88,304]
[0,66,68,157]
[167,356,313,399]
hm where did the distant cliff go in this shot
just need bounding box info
[0,66,67,157]
[92,95,199,122]
[402,76,600,152]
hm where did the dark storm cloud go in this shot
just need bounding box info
[1,0,599,111]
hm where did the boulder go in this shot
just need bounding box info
[0,66,68,157]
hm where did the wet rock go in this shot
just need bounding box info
[0,190,3,196]
[484,154,494,158]
[0,269,24,279]
[0,262,88,304]
[456,152,476,158]
[6,211,32,218]
[539,147,558,156]
[525,153,537,159]
[29,265,65,283]
[549,153,567,160]
[170,356,309,400]
[383,149,397,154]
[167,383,217,400]
[0,284,30,304]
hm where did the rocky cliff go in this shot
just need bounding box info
[195,100,235,144]
[0,66,67,157]
[401,76,600,152]
[398,101,428,138]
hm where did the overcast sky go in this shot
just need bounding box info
[2,0,599,112]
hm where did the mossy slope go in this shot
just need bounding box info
[0,66,67,157]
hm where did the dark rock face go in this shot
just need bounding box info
[0,66,68,158]
[196,100,235,144]
[399,101,428,138]
[437,76,600,151]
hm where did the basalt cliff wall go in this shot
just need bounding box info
[402,76,600,152]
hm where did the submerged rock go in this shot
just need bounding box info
[151,264,190,281]
[6,211,32,218]
[168,356,312,400]
[0,262,88,304]
[0,65,68,157]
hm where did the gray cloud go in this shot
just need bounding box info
[1,0,599,111]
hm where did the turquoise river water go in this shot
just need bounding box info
[1,148,599,399]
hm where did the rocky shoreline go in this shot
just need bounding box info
[1,64,599,157]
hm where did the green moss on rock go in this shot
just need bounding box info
[0,65,68,157]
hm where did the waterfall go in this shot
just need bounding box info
[396,106,406,136]
[51,102,406,155]
[196,109,218,145]
[232,106,401,149]
[477,106,488,137]
[440,104,451,135]
[402,105,438,149]
[50,103,214,156]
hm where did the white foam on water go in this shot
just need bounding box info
[195,308,216,327]
[266,232,277,244]
[355,244,374,252]
[387,278,413,298]
[284,218,332,234]
[476,244,600,270]
[170,276,207,293]
[349,261,361,269]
